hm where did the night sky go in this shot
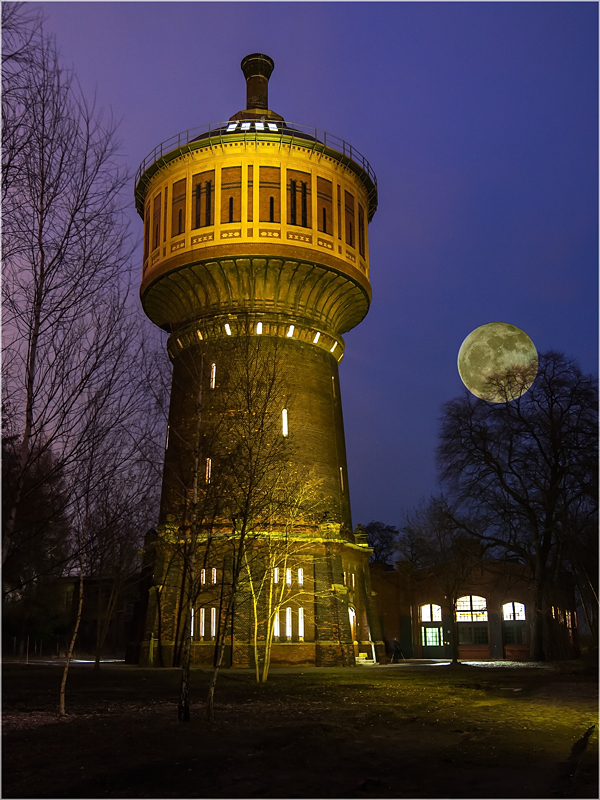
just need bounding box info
[31,1,598,529]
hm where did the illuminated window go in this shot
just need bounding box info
[197,330,203,341]
[502,602,526,621]
[255,121,265,131]
[331,376,336,398]
[190,607,194,636]
[226,122,238,132]
[313,331,320,344]
[210,607,216,638]
[421,627,443,646]
[348,606,357,639]
[210,362,216,389]
[273,568,279,584]
[267,122,278,132]
[256,321,263,335]
[274,610,280,637]
[199,608,205,638]
[339,467,344,492]
[351,573,355,589]
[330,342,337,353]
[205,457,212,483]
[420,604,442,622]
[211,568,217,584]
[456,595,488,622]
[298,568,304,586]
[286,607,292,639]
[224,323,232,336]
[565,610,575,629]
[286,568,292,586]
[200,569,206,585]
[241,122,251,131]
[286,325,295,338]
[298,607,305,639]
[282,408,288,437]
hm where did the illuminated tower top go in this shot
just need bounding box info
[135,54,377,365]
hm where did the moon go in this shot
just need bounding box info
[457,322,538,403]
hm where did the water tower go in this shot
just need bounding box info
[135,55,381,667]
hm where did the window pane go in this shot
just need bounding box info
[423,627,443,646]
[431,604,442,622]
[420,604,431,622]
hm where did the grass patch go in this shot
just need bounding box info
[2,661,597,798]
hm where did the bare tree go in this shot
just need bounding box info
[437,352,598,660]
[1,3,139,574]
[203,333,294,719]
[2,5,165,711]
[242,473,325,683]
[361,520,399,565]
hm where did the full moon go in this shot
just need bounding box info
[457,322,538,403]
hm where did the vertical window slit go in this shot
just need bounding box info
[282,408,288,437]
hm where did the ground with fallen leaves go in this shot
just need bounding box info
[2,660,597,798]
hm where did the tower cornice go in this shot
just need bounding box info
[140,253,370,335]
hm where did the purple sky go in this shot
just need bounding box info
[32,1,598,529]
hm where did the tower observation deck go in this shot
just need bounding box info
[136,55,381,669]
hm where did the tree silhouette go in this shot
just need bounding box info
[437,351,598,660]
